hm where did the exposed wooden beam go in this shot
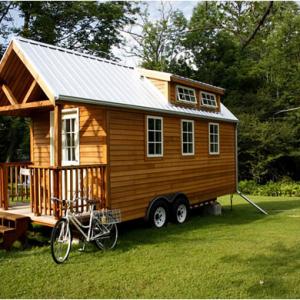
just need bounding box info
[22,79,38,104]
[0,43,14,75]
[12,42,56,105]
[0,100,53,114]
[2,84,17,105]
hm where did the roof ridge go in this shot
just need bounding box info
[13,36,134,70]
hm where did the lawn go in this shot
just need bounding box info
[1,195,300,298]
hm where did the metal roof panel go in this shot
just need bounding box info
[13,37,238,123]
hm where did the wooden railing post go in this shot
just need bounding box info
[0,164,8,210]
[52,168,61,220]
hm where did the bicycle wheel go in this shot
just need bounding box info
[93,220,118,250]
[51,219,72,264]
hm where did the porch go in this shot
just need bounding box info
[0,162,107,226]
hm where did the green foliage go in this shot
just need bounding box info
[138,1,300,182]
[0,117,30,162]
[239,179,300,197]
[131,3,187,71]
[16,1,139,58]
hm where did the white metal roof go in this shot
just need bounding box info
[13,37,238,123]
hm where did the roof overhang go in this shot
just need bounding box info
[57,95,238,123]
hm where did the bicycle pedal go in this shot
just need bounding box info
[78,243,86,252]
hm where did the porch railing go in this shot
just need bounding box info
[0,162,32,209]
[0,163,107,219]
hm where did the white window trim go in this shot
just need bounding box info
[50,111,54,166]
[201,91,217,108]
[61,108,80,166]
[209,122,220,155]
[176,85,197,104]
[146,115,164,158]
[181,119,195,156]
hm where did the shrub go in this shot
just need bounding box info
[238,179,300,197]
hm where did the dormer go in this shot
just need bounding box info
[138,68,224,113]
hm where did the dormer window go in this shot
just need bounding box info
[201,92,217,108]
[176,85,196,104]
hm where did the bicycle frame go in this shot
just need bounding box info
[61,199,110,243]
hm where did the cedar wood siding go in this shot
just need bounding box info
[31,104,236,222]
[108,109,236,221]
[32,111,50,165]
[31,104,107,166]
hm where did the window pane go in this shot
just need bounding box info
[183,132,187,143]
[188,143,193,153]
[183,143,188,153]
[155,119,161,131]
[155,143,162,154]
[72,148,76,161]
[148,131,154,142]
[148,118,154,130]
[148,143,155,155]
[66,119,70,133]
[155,131,161,142]
[188,133,193,143]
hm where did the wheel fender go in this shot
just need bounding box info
[170,192,189,206]
[145,196,169,222]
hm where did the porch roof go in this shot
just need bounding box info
[4,37,238,123]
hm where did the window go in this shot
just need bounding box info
[209,123,219,155]
[181,120,194,155]
[201,92,217,108]
[176,85,197,103]
[62,109,79,165]
[147,116,163,157]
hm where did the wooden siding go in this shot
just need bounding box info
[31,104,107,166]
[147,78,169,99]
[62,103,108,165]
[108,109,236,221]
[32,111,50,165]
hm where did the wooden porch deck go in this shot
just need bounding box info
[0,205,56,227]
[0,163,107,227]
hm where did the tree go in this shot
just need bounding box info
[15,1,139,58]
[125,2,187,71]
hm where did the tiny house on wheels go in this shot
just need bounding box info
[0,37,238,232]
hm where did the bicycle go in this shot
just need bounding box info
[50,197,121,264]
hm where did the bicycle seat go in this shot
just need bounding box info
[86,199,99,205]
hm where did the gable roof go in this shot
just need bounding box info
[5,37,238,123]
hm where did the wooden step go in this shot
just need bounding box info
[0,225,15,233]
[0,212,31,250]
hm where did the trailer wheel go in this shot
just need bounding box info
[149,200,169,228]
[172,197,189,224]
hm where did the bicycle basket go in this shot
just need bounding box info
[95,209,121,224]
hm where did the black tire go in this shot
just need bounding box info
[148,200,169,228]
[51,219,72,264]
[171,197,190,224]
[93,220,118,250]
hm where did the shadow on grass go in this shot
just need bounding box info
[116,197,300,251]
[1,197,300,262]
[220,242,300,298]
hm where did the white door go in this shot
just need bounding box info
[50,108,80,200]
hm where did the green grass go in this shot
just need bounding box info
[1,195,300,298]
